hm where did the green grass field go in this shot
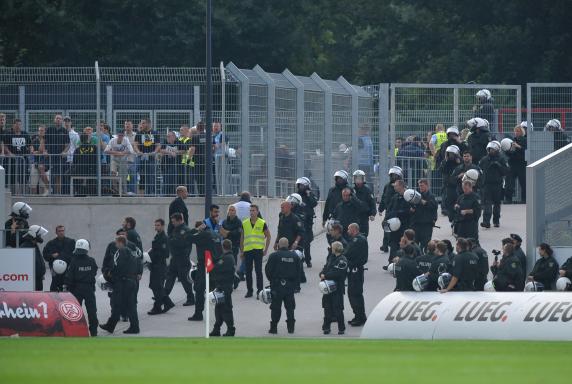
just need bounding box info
[1,338,569,383]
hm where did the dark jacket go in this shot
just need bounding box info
[149,231,169,265]
[428,254,450,290]
[353,183,377,226]
[437,139,468,166]
[21,238,46,279]
[299,188,318,227]
[333,196,367,233]
[320,254,348,294]
[561,257,572,279]
[323,182,348,222]
[212,251,235,291]
[507,135,527,165]
[468,129,490,164]
[454,192,481,240]
[452,163,482,194]
[277,212,304,248]
[451,251,479,291]
[126,229,142,254]
[415,253,433,274]
[169,223,194,260]
[265,249,301,290]
[64,252,98,291]
[168,197,189,234]
[221,216,242,250]
[479,153,510,185]
[378,182,395,214]
[513,246,527,277]
[395,256,419,291]
[190,228,217,268]
[386,193,411,229]
[42,236,76,267]
[411,190,438,225]
[440,158,462,191]
[344,234,368,270]
[102,241,117,280]
[529,256,559,290]
[111,246,139,280]
[4,217,29,248]
[553,131,570,151]
[491,254,524,291]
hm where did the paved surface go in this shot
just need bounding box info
[45,204,526,338]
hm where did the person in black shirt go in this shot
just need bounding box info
[220,205,242,263]
[147,219,172,315]
[72,133,98,196]
[320,241,348,335]
[189,121,207,196]
[296,177,318,268]
[333,187,367,240]
[490,241,524,291]
[505,124,527,203]
[528,243,559,290]
[210,239,236,336]
[344,223,368,326]
[473,89,495,134]
[45,114,69,195]
[42,225,75,292]
[164,213,196,307]
[134,118,161,195]
[352,171,377,237]
[3,119,31,193]
[160,131,184,196]
[410,179,438,252]
[394,245,419,291]
[454,180,482,241]
[385,180,412,263]
[64,239,98,336]
[168,186,189,235]
[20,225,48,291]
[479,141,510,228]
[440,238,478,292]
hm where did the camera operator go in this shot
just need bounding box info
[490,239,524,291]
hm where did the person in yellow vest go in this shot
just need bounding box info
[429,124,447,201]
[177,125,192,189]
[240,204,272,298]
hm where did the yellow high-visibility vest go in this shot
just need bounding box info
[435,131,447,150]
[242,218,266,252]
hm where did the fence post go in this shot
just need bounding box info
[283,69,305,182]
[390,84,396,168]
[526,83,532,163]
[220,61,226,196]
[453,87,459,127]
[95,61,102,197]
[193,86,201,124]
[106,86,113,131]
[311,73,332,196]
[0,166,5,248]
[18,86,25,129]
[338,76,359,171]
[379,83,390,191]
[254,65,276,197]
[226,62,250,193]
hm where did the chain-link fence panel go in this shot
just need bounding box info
[304,90,326,199]
[275,86,297,198]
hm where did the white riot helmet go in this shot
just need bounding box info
[12,202,32,218]
[403,189,422,205]
[334,170,349,181]
[520,121,532,131]
[556,277,571,291]
[446,126,460,136]
[445,145,460,156]
[463,169,480,184]
[524,281,545,292]
[466,117,489,132]
[545,119,562,132]
[388,166,403,177]
[319,280,337,295]
[484,280,496,292]
[353,169,366,184]
[486,140,501,152]
[286,193,303,206]
[52,259,68,275]
[438,273,452,290]
[500,138,514,152]
[295,177,311,188]
[26,225,48,239]
[74,239,90,254]
[476,89,492,102]
[208,289,226,305]
[96,274,113,292]
[260,287,272,304]
[294,250,304,260]
[382,217,401,233]
[387,263,396,277]
[412,274,429,292]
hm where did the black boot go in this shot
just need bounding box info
[123,328,140,334]
[188,312,203,321]
[209,327,221,337]
[99,323,115,334]
[223,327,235,337]
[286,320,295,334]
[162,297,175,313]
[268,322,278,334]
[183,297,195,306]
[147,304,163,315]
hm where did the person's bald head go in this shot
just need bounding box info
[278,237,289,250]
[348,223,360,237]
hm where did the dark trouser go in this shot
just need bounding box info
[412,223,433,253]
[382,230,390,250]
[194,163,205,196]
[270,284,296,324]
[149,263,167,309]
[162,165,178,196]
[474,274,487,292]
[50,272,66,292]
[35,278,43,291]
[322,290,345,332]
[303,228,313,262]
[389,229,405,262]
[194,268,206,314]
[506,162,526,203]
[455,220,479,242]
[71,287,98,336]
[244,249,263,293]
[164,257,195,302]
[347,268,366,321]
[213,288,234,330]
[359,219,370,237]
[106,278,139,331]
[483,185,502,225]
[444,187,458,223]
[140,158,156,195]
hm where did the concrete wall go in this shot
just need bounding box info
[16,196,325,265]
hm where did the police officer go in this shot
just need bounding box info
[452,151,482,195]
[378,166,403,252]
[440,145,462,222]
[467,238,489,291]
[427,242,450,291]
[490,241,524,291]
[188,221,218,321]
[64,239,98,336]
[123,217,142,254]
[410,179,438,252]
[344,223,368,326]
[20,225,47,291]
[265,237,301,334]
[528,243,559,290]
[210,239,236,337]
[5,201,31,248]
[296,177,318,268]
[333,187,366,239]
[436,126,469,168]
[327,222,347,252]
[320,241,348,335]
[439,238,478,292]
[454,180,482,241]
[466,117,491,165]
[42,225,75,292]
[168,186,189,235]
[474,89,495,133]
[275,200,305,291]
[147,219,173,315]
[394,244,419,291]
[385,179,412,264]
[164,213,195,307]
[100,235,140,334]
[559,256,572,285]
[479,141,510,228]
[510,233,527,278]
[415,240,435,275]
[322,170,349,226]
[286,193,308,282]
[352,170,376,237]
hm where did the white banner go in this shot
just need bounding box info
[0,249,35,291]
[361,292,572,341]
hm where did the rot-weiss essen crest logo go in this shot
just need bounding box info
[57,301,83,322]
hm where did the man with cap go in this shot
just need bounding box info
[510,233,526,278]
[490,239,524,291]
[479,141,510,228]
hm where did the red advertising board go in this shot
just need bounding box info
[0,292,89,337]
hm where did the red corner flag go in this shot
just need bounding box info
[205,250,214,273]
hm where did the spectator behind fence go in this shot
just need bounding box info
[357,124,374,177]
[397,135,426,184]
[30,125,50,196]
[45,114,69,195]
[177,125,192,189]
[72,133,98,196]
[105,129,134,195]
[4,119,30,194]
[161,131,185,196]
[123,120,140,195]
[62,116,80,195]
[213,121,225,194]
[135,118,161,195]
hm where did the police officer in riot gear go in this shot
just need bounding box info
[20,225,47,291]
[210,239,236,337]
[439,238,478,292]
[275,200,305,290]
[454,180,482,241]
[440,145,462,222]
[333,187,367,239]
[344,223,368,326]
[265,237,301,334]
[415,240,435,275]
[42,225,75,292]
[386,179,412,263]
[100,235,140,334]
[5,202,31,248]
[394,245,419,291]
[64,239,98,336]
[164,213,195,307]
[452,151,482,196]
[490,241,524,291]
[320,241,348,335]
[147,219,172,315]
[322,170,349,226]
[410,179,438,252]
[528,243,559,290]
[188,221,218,321]
[479,141,510,228]
[378,166,403,252]
[296,177,318,268]
[467,238,489,291]
[427,242,450,291]
[352,170,376,237]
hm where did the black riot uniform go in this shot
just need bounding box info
[20,236,46,291]
[100,246,140,333]
[189,227,218,320]
[164,223,195,305]
[491,253,524,291]
[265,248,301,333]
[65,250,98,336]
[452,162,482,196]
[353,183,376,237]
[395,253,419,291]
[168,196,189,235]
[298,186,318,265]
[211,249,236,335]
[513,243,527,278]
[529,256,559,290]
[4,215,28,248]
[378,180,397,251]
[386,192,412,261]
[42,235,75,292]
[276,211,305,287]
[561,257,572,282]
[344,234,368,324]
[469,241,489,291]
[332,195,366,239]
[428,254,450,291]
[415,252,433,275]
[505,135,527,203]
[454,192,481,241]
[451,251,479,291]
[440,156,462,223]
[410,190,438,252]
[320,252,348,334]
[322,180,348,224]
[148,229,171,314]
[479,152,510,226]
[467,129,490,165]
[126,228,142,255]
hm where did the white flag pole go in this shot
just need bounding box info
[205,267,210,339]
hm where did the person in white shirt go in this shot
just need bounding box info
[105,129,134,194]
